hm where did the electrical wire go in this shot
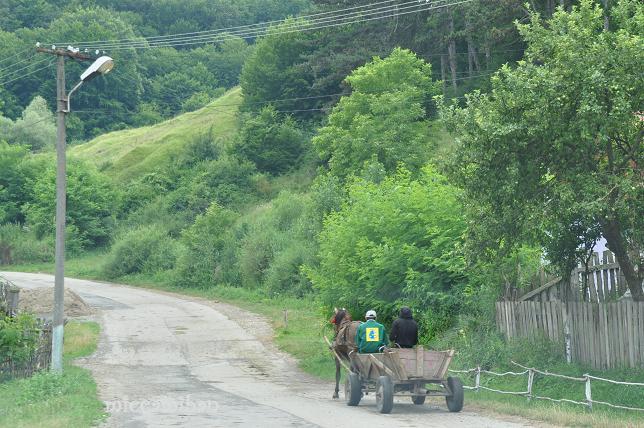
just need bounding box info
[0,60,55,86]
[57,0,403,46]
[0,47,32,65]
[0,53,36,74]
[83,0,458,50]
[53,0,473,51]
[81,0,448,48]
[0,56,51,82]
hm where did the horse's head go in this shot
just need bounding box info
[331,308,351,334]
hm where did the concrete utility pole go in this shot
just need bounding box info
[36,47,93,373]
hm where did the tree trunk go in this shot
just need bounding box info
[467,40,480,77]
[440,54,447,94]
[448,14,457,89]
[602,0,610,30]
[602,218,643,301]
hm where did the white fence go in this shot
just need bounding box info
[449,361,644,412]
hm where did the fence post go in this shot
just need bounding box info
[562,302,572,363]
[283,309,288,330]
[584,374,592,410]
[8,287,19,317]
[526,369,534,402]
[475,366,481,393]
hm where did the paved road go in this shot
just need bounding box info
[2,272,538,428]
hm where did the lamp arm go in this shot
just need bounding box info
[64,81,84,113]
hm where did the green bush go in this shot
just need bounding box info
[308,166,467,339]
[103,225,180,278]
[236,106,307,175]
[0,313,40,364]
[23,159,117,249]
[236,191,318,294]
[0,224,53,265]
[173,203,239,288]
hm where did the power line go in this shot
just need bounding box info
[0,60,55,86]
[0,47,32,65]
[0,53,36,74]
[82,0,441,48]
[57,0,403,46]
[0,56,51,82]
[50,0,473,51]
[86,0,459,50]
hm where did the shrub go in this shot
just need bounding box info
[308,166,467,339]
[0,313,40,364]
[103,225,179,278]
[236,191,318,294]
[173,203,239,288]
[0,224,53,265]
[23,159,117,249]
[236,106,307,175]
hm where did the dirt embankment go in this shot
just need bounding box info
[17,287,92,318]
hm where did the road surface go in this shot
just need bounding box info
[2,272,539,428]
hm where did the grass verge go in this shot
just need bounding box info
[0,321,105,428]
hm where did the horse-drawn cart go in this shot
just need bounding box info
[344,346,463,414]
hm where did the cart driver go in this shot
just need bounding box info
[355,310,388,353]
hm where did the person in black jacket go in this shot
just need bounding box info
[389,306,418,348]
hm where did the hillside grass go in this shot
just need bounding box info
[0,321,105,428]
[70,87,241,182]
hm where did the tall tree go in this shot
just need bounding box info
[313,48,441,180]
[441,0,643,300]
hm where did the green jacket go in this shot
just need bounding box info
[355,319,388,353]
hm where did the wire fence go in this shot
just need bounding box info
[449,361,644,412]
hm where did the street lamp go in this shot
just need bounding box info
[51,53,114,373]
[65,56,114,112]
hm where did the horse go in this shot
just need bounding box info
[329,308,361,399]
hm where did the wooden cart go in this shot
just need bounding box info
[344,346,464,414]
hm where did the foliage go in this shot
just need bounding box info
[0,313,40,364]
[0,224,53,266]
[0,97,56,152]
[240,19,318,114]
[237,106,307,175]
[104,224,180,278]
[234,191,318,296]
[440,0,644,299]
[173,203,239,288]
[0,321,105,427]
[308,167,467,338]
[313,48,441,180]
[23,159,117,249]
[0,142,30,224]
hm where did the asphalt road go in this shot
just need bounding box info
[2,272,538,428]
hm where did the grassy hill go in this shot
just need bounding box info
[71,87,242,182]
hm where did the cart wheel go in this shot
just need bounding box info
[345,373,362,406]
[376,376,394,414]
[411,395,426,405]
[445,376,464,412]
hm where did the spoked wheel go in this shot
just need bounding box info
[345,373,362,406]
[376,376,394,414]
[445,376,464,412]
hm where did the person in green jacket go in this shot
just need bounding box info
[355,310,388,353]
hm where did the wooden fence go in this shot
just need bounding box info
[0,276,20,316]
[496,300,644,369]
[517,250,631,303]
[0,322,52,382]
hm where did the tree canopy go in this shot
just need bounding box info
[313,48,441,180]
[441,0,643,300]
